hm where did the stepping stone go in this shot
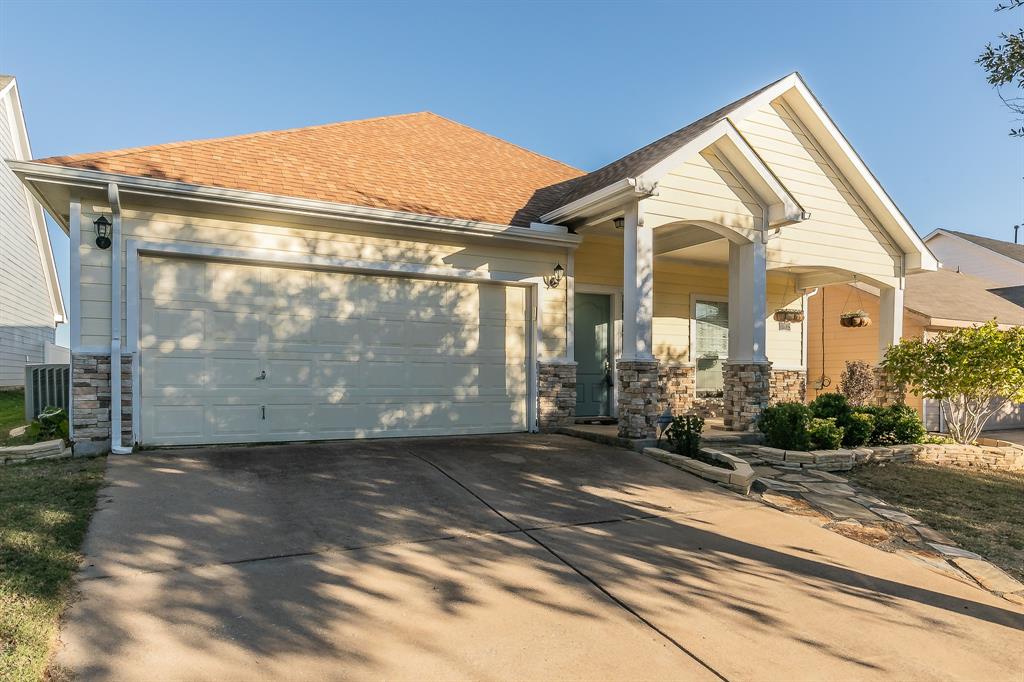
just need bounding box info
[927,543,983,560]
[778,473,820,482]
[914,525,954,545]
[757,477,808,492]
[803,482,857,496]
[951,558,1024,594]
[851,494,886,507]
[871,507,921,525]
[752,465,778,477]
[1003,592,1024,606]
[801,493,882,522]
[808,470,848,483]
[829,519,890,545]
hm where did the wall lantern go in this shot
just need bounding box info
[613,217,625,230]
[544,263,565,289]
[94,216,112,249]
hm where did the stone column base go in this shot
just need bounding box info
[617,359,661,439]
[659,364,696,415]
[770,369,807,404]
[72,352,134,455]
[537,361,576,431]
[873,366,905,406]
[723,362,772,432]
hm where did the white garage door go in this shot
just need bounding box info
[139,257,529,445]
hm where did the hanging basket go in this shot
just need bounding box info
[840,311,872,328]
[773,308,804,323]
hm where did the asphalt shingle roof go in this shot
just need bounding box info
[33,112,584,227]
[905,268,1024,326]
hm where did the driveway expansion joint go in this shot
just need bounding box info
[407,447,732,682]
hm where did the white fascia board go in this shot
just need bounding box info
[1,83,66,322]
[727,72,938,272]
[540,118,804,229]
[9,161,582,249]
[751,76,936,272]
[539,178,656,224]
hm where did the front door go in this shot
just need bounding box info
[694,299,729,397]
[575,293,612,417]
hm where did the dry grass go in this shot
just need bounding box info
[848,463,1024,582]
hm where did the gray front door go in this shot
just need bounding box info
[575,293,612,417]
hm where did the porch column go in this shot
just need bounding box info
[874,283,906,405]
[723,238,771,431]
[617,200,659,439]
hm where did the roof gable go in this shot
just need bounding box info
[936,229,1024,265]
[33,112,583,227]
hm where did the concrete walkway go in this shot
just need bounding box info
[57,435,1023,681]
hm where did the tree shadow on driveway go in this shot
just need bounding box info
[57,434,1024,681]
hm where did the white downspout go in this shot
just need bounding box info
[108,183,132,454]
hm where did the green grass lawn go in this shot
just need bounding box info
[0,456,106,682]
[847,463,1024,582]
[0,390,28,445]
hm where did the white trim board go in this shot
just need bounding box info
[10,161,582,250]
[125,239,542,444]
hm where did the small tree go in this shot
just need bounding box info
[883,321,1024,444]
[839,360,875,406]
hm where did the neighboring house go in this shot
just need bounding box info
[0,76,66,387]
[8,72,938,454]
[807,268,1024,431]
[924,229,1024,288]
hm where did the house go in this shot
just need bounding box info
[0,76,66,387]
[923,229,1024,288]
[8,72,938,455]
[807,267,1024,431]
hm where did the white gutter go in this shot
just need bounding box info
[108,183,131,455]
[539,177,658,225]
[9,161,581,248]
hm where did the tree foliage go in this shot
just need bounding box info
[882,321,1024,443]
[977,0,1024,136]
[839,360,875,406]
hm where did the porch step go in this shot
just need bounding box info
[574,416,618,426]
[557,425,655,453]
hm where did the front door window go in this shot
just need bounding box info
[695,300,728,397]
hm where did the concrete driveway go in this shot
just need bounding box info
[58,434,1023,681]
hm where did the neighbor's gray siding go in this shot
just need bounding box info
[0,94,55,386]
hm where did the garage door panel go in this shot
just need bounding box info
[140,257,529,445]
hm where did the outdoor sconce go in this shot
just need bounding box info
[544,263,565,289]
[94,216,112,250]
[613,216,624,230]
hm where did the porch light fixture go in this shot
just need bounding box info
[93,216,112,250]
[613,217,625,230]
[544,263,565,289]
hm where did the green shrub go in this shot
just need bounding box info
[758,402,811,451]
[33,406,69,443]
[809,393,851,422]
[665,414,703,457]
[858,404,925,445]
[808,417,844,450]
[842,411,875,447]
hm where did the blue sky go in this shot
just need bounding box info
[1,0,1021,346]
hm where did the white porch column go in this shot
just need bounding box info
[727,239,767,363]
[877,284,904,361]
[621,200,654,360]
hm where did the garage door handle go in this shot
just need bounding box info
[257,370,266,380]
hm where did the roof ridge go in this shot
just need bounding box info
[421,112,583,174]
[35,111,431,164]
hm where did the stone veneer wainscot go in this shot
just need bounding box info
[537,361,576,431]
[616,360,661,439]
[72,353,133,455]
